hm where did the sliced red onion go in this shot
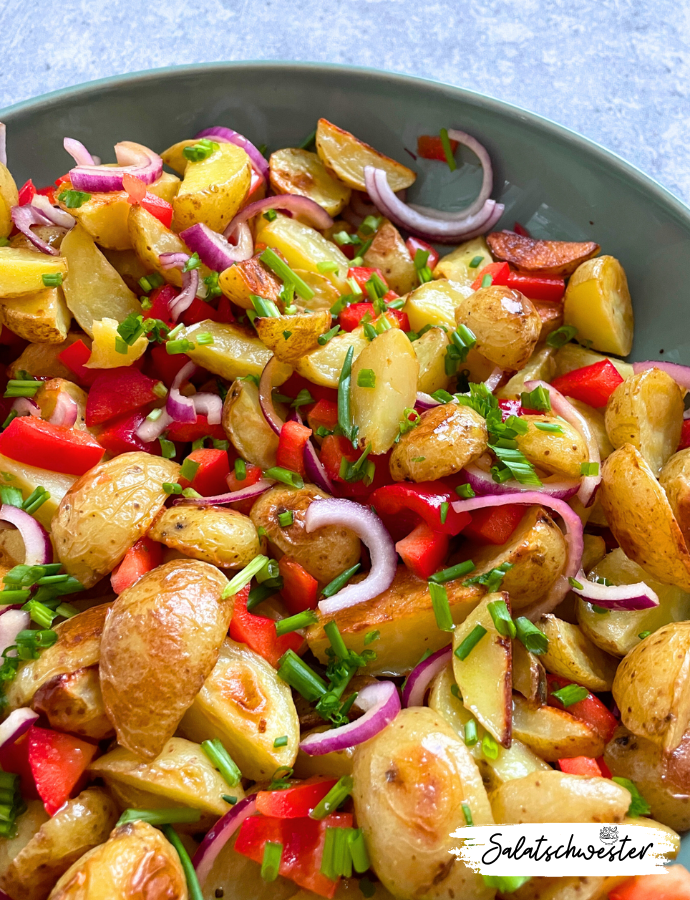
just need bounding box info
[10,204,58,255]
[524,379,601,507]
[306,499,397,614]
[0,123,6,167]
[167,360,197,424]
[364,166,504,244]
[415,391,441,411]
[224,194,333,238]
[0,505,52,567]
[304,439,335,494]
[632,361,690,390]
[135,409,173,443]
[258,356,286,436]
[180,222,253,271]
[48,392,78,428]
[484,367,504,392]
[11,398,40,418]
[570,570,659,611]
[403,645,452,708]
[31,195,75,229]
[463,463,580,501]
[300,681,400,755]
[63,137,97,166]
[191,392,222,426]
[413,128,493,221]
[159,252,200,321]
[174,478,273,507]
[69,141,162,192]
[0,610,30,657]
[0,708,39,751]
[196,127,270,181]
[193,796,257,886]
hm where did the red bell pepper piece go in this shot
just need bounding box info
[179,447,231,496]
[339,303,409,333]
[506,271,565,303]
[471,261,511,291]
[679,418,690,451]
[513,222,531,237]
[279,557,319,614]
[557,756,605,777]
[229,585,303,668]
[609,867,690,900]
[597,756,613,778]
[28,726,97,816]
[140,192,173,228]
[0,417,104,476]
[550,360,624,408]
[57,338,99,387]
[387,307,410,331]
[146,344,190,387]
[307,399,338,434]
[166,415,226,444]
[216,296,236,324]
[97,410,161,456]
[546,674,618,742]
[279,373,338,406]
[319,435,393,500]
[396,521,449,579]
[17,179,36,206]
[406,236,439,271]
[462,504,525,545]
[235,811,353,898]
[346,266,388,292]
[370,482,470,537]
[111,537,163,594]
[147,283,179,328]
[226,461,263,514]
[276,420,312,476]
[255,778,338,819]
[85,367,163,426]
[416,134,458,162]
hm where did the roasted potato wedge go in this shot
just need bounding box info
[52,452,180,587]
[553,341,633,380]
[250,485,361,584]
[0,247,68,299]
[0,162,18,239]
[9,225,66,254]
[362,221,417,295]
[413,326,451,394]
[293,320,371,387]
[512,695,606,760]
[660,449,690,546]
[218,253,283,309]
[563,255,633,356]
[256,213,349,290]
[515,414,589,479]
[512,640,547,703]
[352,707,493,900]
[537,614,617,691]
[269,147,350,216]
[33,378,88,431]
[32,665,114,740]
[127,205,212,287]
[222,377,281,469]
[86,315,147,368]
[99,558,230,759]
[433,236,492,288]
[405,278,470,332]
[0,800,49,881]
[293,268,341,312]
[568,397,614,460]
[180,319,287,381]
[173,141,251,233]
[496,345,557,401]
[149,505,261,569]
[293,725,356,780]
[315,119,416,192]
[599,444,690,590]
[0,457,76,528]
[256,310,332,364]
[0,287,71,344]
[456,285,542,369]
[581,533,607,573]
[179,639,299,781]
[534,299,564,342]
[487,232,600,276]
[605,369,683,475]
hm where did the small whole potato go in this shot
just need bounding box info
[660,449,690,547]
[389,402,488,482]
[515,414,588,479]
[455,285,541,369]
[51,452,180,587]
[222,377,281,470]
[362,220,417,295]
[250,485,360,583]
[149,505,261,569]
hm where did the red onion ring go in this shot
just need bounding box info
[0,505,52,567]
[193,796,257,886]
[402,645,452,708]
[224,194,333,238]
[174,478,274,507]
[0,708,39,751]
[69,141,163,192]
[11,398,40,418]
[524,379,601,507]
[180,222,253,272]
[463,463,580,501]
[48,392,78,428]
[0,123,6,167]
[0,610,30,657]
[159,252,200,320]
[305,498,397,614]
[300,681,400,755]
[258,356,286,436]
[191,392,222,426]
[303,440,335,494]
[415,392,440,411]
[63,137,97,166]
[413,128,493,221]
[31,195,75,229]
[632,360,690,390]
[483,367,504,392]
[10,204,58,255]
[570,571,659,611]
[135,409,173,443]
[196,127,270,181]
[364,166,504,244]
[167,360,197,424]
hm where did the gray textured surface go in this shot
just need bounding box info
[0,0,687,204]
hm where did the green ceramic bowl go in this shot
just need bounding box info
[2,61,690,864]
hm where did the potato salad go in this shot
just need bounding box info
[0,117,687,900]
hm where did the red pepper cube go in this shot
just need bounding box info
[255,778,338,819]
[28,726,97,816]
[166,415,226,444]
[550,359,624,408]
[339,302,376,333]
[406,236,439,271]
[416,134,458,162]
[17,179,36,206]
[229,585,303,668]
[85,367,163,426]
[307,399,338,434]
[57,338,99,387]
[609,868,690,900]
[226,462,263,515]
[347,266,388,293]
[140,192,173,228]
[279,557,319,614]
[679,418,690,451]
[470,261,511,291]
[557,756,604,778]
[506,271,565,303]
[178,447,231,497]
[396,521,449,579]
[0,417,104,476]
[276,420,312,477]
[462,504,526,546]
[147,283,179,328]
[111,537,163,595]
[98,411,161,457]
[370,482,470,537]
[546,673,617,742]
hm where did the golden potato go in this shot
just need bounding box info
[0,287,71,344]
[180,319,284,381]
[294,322,370,387]
[352,707,494,900]
[405,278,470,332]
[180,639,299,781]
[0,457,76,529]
[661,449,690,547]
[433,236,492,288]
[568,397,614,460]
[127,205,210,287]
[173,142,251,233]
[537,614,617,691]
[222,378,281,469]
[293,725,356,780]
[456,285,541,369]
[362,221,417,295]
[389,402,488,482]
[351,327,419,454]
[269,147,350,216]
[85,316,147,368]
[512,695,606,760]
[599,444,690,590]
[0,789,118,900]
[495,345,557,401]
[512,640,547,703]
[195,833,296,900]
[47,820,187,900]
[292,269,341,312]
[612,622,690,753]
[32,665,114,740]
[490,770,630,824]
[51,452,180,588]
[149,505,260,569]
[9,225,66,254]
[99,558,230,759]
[581,533,607,573]
[218,253,283,309]
[486,232,600,276]
[514,414,588,479]
[256,310,332,365]
[250,485,360,584]
[0,801,49,880]
[413,326,451,394]
[315,119,416,192]
[0,162,18,239]
[564,255,633,356]
[256,213,349,291]
[0,247,68,299]
[33,378,88,431]
[553,341,633,380]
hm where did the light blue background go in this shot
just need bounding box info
[0,0,688,204]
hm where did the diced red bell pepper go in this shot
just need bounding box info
[471,261,511,291]
[347,266,388,292]
[550,360,624,408]
[111,537,163,594]
[147,283,179,328]
[97,411,161,456]
[597,756,613,778]
[146,344,190,387]
[279,373,338,405]
[235,811,353,898]
[339,302,377,333]
[279,557,319,614]
[216,296,236,324]
[463,504,526,546]
[506,271,565,303]
[226,461,263,514]
[513,222,531,237]
[28,726,97,816]
[406,236,439,271]
[57,338,99,387]
[546,674,618,743]
[140,192,173,228]
[17,179,36,206]
[370,482,470,537]
[180,297,214,327]
[54,174,71,189]
[557,756,605,777]
[307,399,338,434]
[417,134,458,162]
[255,778,338,819]
[0,732,38,798]
[166,415,227,444]
[276,420,312,476]
[396,521,449,579]
[179,447,232,496]
[387,308,410,331]
[679,419,690,451]
[85,367,163,426]
[609,867,690,900]
[318,435,393,500]
[229,584,303,668]
[0,417,104,476]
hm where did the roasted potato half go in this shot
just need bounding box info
[486,232,600,277]
[218,253,283,309]
[553,341,633,380]
[32,665,114,740]
[433,236,492,288]
[512,695,606,760]
[173,141,251,233]
[256,310,332,364]
[0,287,71,344]
[537,614,617,691]
[127,204,210,287]
[34,379,88,431]
[0,456,76,529]
[512,640,548,704]
[660,449,690,547]
[563,256,633,356]
[455,285,541,369]
[0,247,68,299]
[362,221,417,295]
[180,319,288,381]
[568,397,614,461]
[222,378,281,469]
[413,326,451,394]
[256,213,349,291]
[293,321,371,387]
[496,345,557,401]
[269,148,351,216]
[405,279,469,332]
[149,505,261,569]
[490,771,630,824]
[514,414,588,479]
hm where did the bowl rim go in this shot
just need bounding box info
[1,59,689,226]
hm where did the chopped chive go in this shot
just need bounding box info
[462,802,474,826]
[162,825,204,900]
[162,482,182,495]
[638,630,652,640]
[429,560,475,584]
[221,554,269,598]
[278,510,294,528]
[42,272,63,287]
[321,563,361,599]
[117,807,201,826]
[274,609,318,636]
[481,274,493,288]
[311,775,353,819]
[261,841,283,882]
[183,138,219,162]
[440,501,449,525]
[222,794,238,804]
[234,458,247,481]
[468,255,484,268]
[482,732,499,759]
[520,385,551,412]
[454,624,487,661]
[299,129,317,150]
[166,339,196,355]
[429,582,454,632]
[180,458,200,482]
[318,324,341,346]
[455,483,475,499]
[277,649,327,702]
[264,466,304,489]
[551,684,589,707]
[0,486,22,507]
[317,260,339,274]
[439,128,457,172]
[364,630,380,645]
[535,422,564,434]
[260,248,315,300]
[324,620,349,660]
[337,345,356,443]
[569,577,584,590]
[251,293,281,318]
[201,738,242,786]
[464,718,478,747]
[4,380,41,399]
[263,208,278,222]
[487,599,517,639]
[196,332,214,346]
[580,462,600,476]
[356,368,376,389]
[348,828,370,873]
[273,735,289,748]
[546,324,578,348]
[159,438,175,459]
[514,616,548,654]
[611,777,651,818]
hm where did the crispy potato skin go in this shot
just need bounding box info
[0,287,71,344]
[515,415,588,479]
[490,771,630,824]
[256,310,332,364]
[149,505,260,569]
[99,559,230,759]
[455,285,541,369]
[486,232,600,276]
[32,665,114,741]
[219,253,283,309]
[660,449,690,547]
[389,403,488,482]
[362,221,417,295]
[537,614,617,692]
[269,148,351,217]
[222,378,281,470]
[51,452,180,588]
[250,485,360,583]
[512,695,605,760]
